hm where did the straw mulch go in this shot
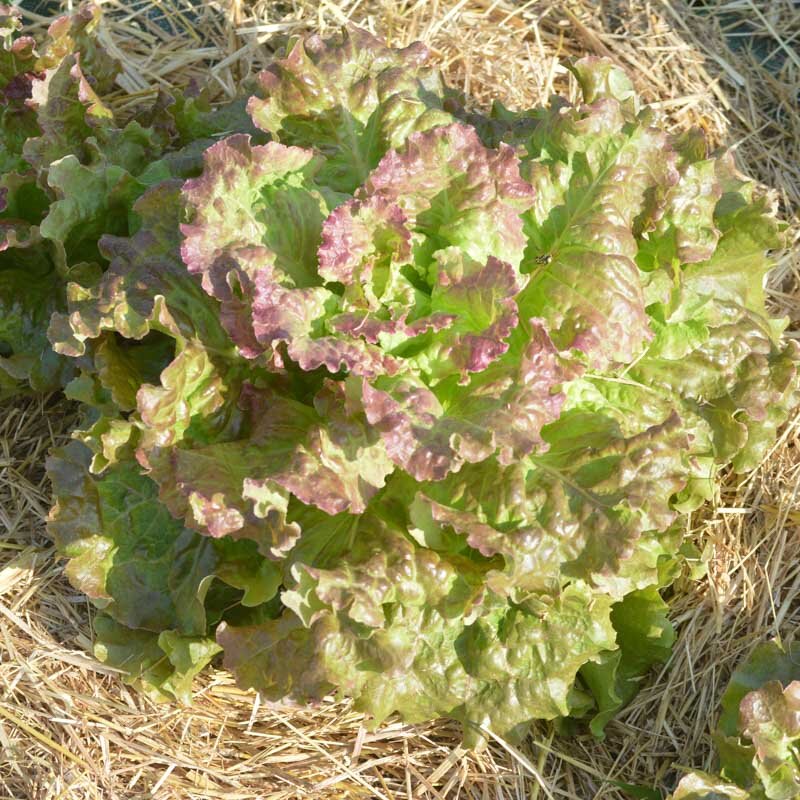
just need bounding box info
[2,1,799,798]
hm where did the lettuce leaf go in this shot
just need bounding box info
[248,27,453,193]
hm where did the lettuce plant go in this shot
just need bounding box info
[0,3,252,396]
[668,640,800,800]
[4,3,793,743]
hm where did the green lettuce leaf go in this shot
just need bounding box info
[517,62,676,368]
[93,615,222,705]
[0,5,39,176]
[359,122,535,268]
[580,586,675,737]
[0,231,76,394]
[668,772,750,800]
[561,163,798,502]
[415,410,687,600]
[153,381,393,550]
[23,52,114,174]
[248,26,453,193]
[47,440,281,634]
[221,579,615,746]
[49,180,231,359]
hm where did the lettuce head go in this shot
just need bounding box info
[20,12,798,745]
